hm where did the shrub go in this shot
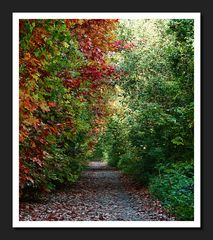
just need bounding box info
[149,161,194,220]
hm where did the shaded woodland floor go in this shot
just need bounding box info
[19,161,175,221]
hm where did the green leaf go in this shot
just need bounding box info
[171,136,184,145]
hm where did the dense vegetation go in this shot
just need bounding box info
[19,19,119,197]
[19,19,194,220]
[93,19,194,220]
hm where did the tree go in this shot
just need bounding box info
[97,19,194,220]
[19,19,119,197]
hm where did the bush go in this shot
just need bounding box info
[149,162,194,220]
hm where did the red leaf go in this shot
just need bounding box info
[48,102,56,107]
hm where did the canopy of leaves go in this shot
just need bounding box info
[19,19,194,221]
[95,19,194,220]
[19,19,119,196]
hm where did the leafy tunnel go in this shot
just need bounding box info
[19,19,194,220]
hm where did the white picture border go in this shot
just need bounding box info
[13,12,201,228]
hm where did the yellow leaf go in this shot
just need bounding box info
[63,42,69,48]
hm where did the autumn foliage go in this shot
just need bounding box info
[19,19,120,196]
[19,18,195,221]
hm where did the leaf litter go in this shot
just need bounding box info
[19,161,175,221]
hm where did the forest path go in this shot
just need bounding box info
[19,161,175,221]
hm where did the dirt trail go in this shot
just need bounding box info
[19,161,175,221]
